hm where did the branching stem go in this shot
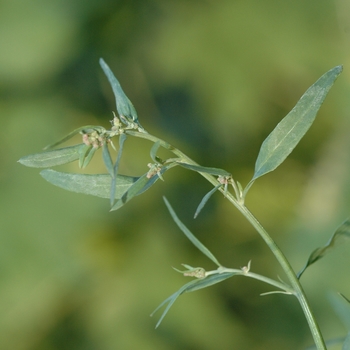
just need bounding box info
[126,130,327,350]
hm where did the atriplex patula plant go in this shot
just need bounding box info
[19,59,350,349]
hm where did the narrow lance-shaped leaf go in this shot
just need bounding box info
[79,144,93,168]
[177,162,231,177]
[110,134,127,206]
[99,58,144,131]
[250,65,342,184]
[194,184,222,219]
[102,143,114,178]
[40,169,138,199]
[151,271,237,328]
[297,218,350,279]
[151,279,199,328]
[43,125,105,149]
[163,197,221,266]
[150,141,162,163]
[110,163,174,211]
[82,146,98,168]
[110,174,151,211]
[18,144,85,168]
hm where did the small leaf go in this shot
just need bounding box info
[151,279,198,328]
[194,184,222,218]
[102,143,115,178]
[177,162,231,176]
[43,125,104,149]
[151,272,237,328]
[79,144,93,168]
[150,141,161,163]
[113,134,127,176]
[297,218,350,278]
[110,164,171,211]
[163,197,221,266]
[99,58,144,130]
[40,169,138,199]
[18,144,85,168]
[82,146,97,168]
[110,174,152,211]
[251,65,342,183]
[110,134,127,205]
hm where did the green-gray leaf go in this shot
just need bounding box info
[99,58,144,130]
[18,144,85,168]
[194,184,222,218]
[150,141,162,163]
[79,144,93,168]
[151,272,237,328]
[251,65,342,183]
[40,169,138,199]
[102,143,114,178]
[297,218,350,279]
[343,332,350,350]
[177,162,231,177]
[43,125,104,149]
[82,145,97,168]
[328,292,350,330]
[110,133,127,205]
[163,197,221,266]
[110,174,152,211]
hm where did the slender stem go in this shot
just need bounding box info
[126,130,327,349]
[210,267,295,294]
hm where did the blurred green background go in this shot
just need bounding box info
[2,0,350,349]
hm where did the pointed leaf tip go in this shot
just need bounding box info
[99,58,143,130]
[40,169,139,199]
[163,197,221,266]
[251,65,342,182]
[19,144,84,168]
[297,218,350,278]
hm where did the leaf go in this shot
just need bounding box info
[177,162,231,176]
[150,141,161,163]
[163,197,221,266]
[40,169,138,199]
[102,143,114,178]
[43,125,104,149]
[151,271,237,328]
[110,134,127,206]
[251,65,343,183]
[110,174,154,211]
[185,271,238,292]
[151,279,199,328]
[328,292,350,330]
[297,218,350,279]
[99,58,144,130]
[110,173,149,211]
[194,184,222,218]
[18,144,85,168]
[343,332,350,350]
[110,164,172,211]
[82,146,97,168]
[113,134,127,176]
[79,144,93,168]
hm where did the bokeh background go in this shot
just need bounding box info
[2,0,350,349]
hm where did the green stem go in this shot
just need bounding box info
[210,267,294,294]
[126,130,326,349]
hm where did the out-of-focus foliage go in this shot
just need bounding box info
[2,0,350,349]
